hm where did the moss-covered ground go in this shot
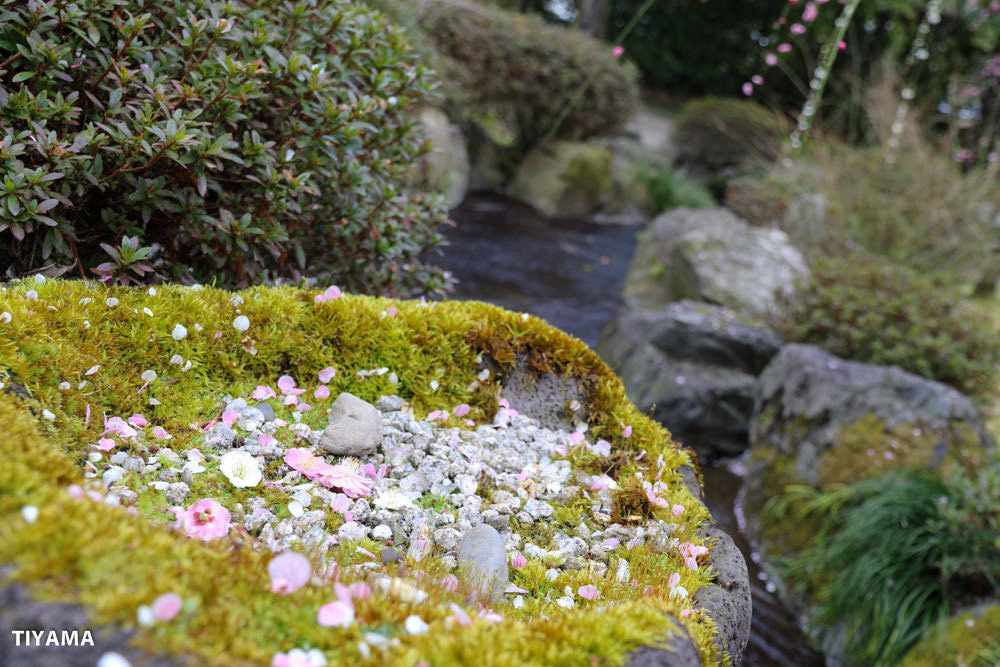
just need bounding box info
[0,278,724,666]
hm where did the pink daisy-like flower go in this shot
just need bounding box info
[182,498,230,541]
[578,585,600,600]
[268,552,312,595]
[252,385,277,401]
[319,460,373,499]
[151,593,183,622]
[277,375,306,396]
[284,448,336,480]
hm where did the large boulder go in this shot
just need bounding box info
[742,344,993,559]
[623,207,808,318]
[507,140,613,218]
[598,301,782,460]
[405,107,470,209]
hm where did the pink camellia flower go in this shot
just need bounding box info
[318,367,336,383]
[511,553,527,569]
[221,409,238,428]
[672,504,685,517]
[453,403,471,417]
[252,385,277,401]
[284,448,336,480]
[317,599,354,628]
[277,375,306,396]
[314,386,330,400]
[151,426,171,440]
[578,585,600,600]
[128,414,147,428]
[441,574,459,591]
[612,45,624,57]
[93,437,116,452]
[450,603,472,627]
[151,593,183,622]
[182,498,230,541]
[319,462,373,499]
[268,552,312,595]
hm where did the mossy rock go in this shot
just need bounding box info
[508,141,614,218]
[0,278,733,666]
[900,603,1000,667]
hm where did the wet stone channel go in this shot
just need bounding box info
[429,193,825,667]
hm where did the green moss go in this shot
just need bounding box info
[0,279,725,666]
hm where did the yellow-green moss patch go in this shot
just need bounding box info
[0,279,724,666]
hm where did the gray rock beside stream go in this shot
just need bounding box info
[599,300,782,459]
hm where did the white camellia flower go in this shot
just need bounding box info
[233,315,250,331]
[171,324,187,340]
[218,450,262,488]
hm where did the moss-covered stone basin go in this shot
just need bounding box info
[0,278,728,666]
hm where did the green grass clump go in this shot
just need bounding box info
[642,168,716,215]
[771,465,1000,666]
[0,278,723,666]
[769,252,1000,396]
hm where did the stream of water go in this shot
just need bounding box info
[429,193,825,666]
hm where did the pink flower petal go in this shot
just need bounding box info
[93,437,116,452]
[318,367,336,384]
[268,552,312,595]
[252,385,277,401]
[450,602,472,626]
[441,574,459,591]
[314,385,330,400]
[511,554,526,569]
[578,585,600,600]
[151,593,183,622]
[317,600,354,627]
[221,409,238,428]
[453,403,471,417]
[672,504,685,517]
[128,414,147,428]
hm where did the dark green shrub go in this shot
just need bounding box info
[771,465,1000,666]
[769,254,1000,395]
[674,98,787,174]
[416,0,639,159]
[0,0,451,294]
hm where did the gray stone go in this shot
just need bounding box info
[236,406,265,431]
[204,422,236,448]
[492,354,588,431]
[623,207,808,318]
[257,402,276,422]
[405,108,469,209]
[694,525,751,665]
[164,482,190,506]
[598,301,782,459]
[380,547,404,565]
[320,392,381,457]
[508,140,613,218]
[456,524,509,603]
[122,456,145,473]
[337,521,369,542]
[626,622,702,667]
[376,394,406,412]
[522,498,554,520]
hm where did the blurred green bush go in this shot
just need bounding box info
[0,0,451,294]
[673,97,788,173]
[769,253,1000,396]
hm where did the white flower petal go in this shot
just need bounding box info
[21,506,38,524]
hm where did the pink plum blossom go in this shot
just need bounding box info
[672,504,685,517]
[252,385,277,401]
[319,463,373,498]
[511,553,527,569]
[182,498,231,541]
[318,367,336,383]
[151,426,171,440]
[441,574,459,591]
[128,414,147,428]
[151,593,182,622]
[284,448,336,480]
[317,600,354,627]
[453,403,471,417]
[268,552,312,595]
[314,386,330,400]
[612,45,624,57]
[277,375,305,396]
[314,286,342,303]
[802,2,818,20]
[578,585,600,600]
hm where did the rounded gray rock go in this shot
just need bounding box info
[319,392,381,457]
[456,523,509,603]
